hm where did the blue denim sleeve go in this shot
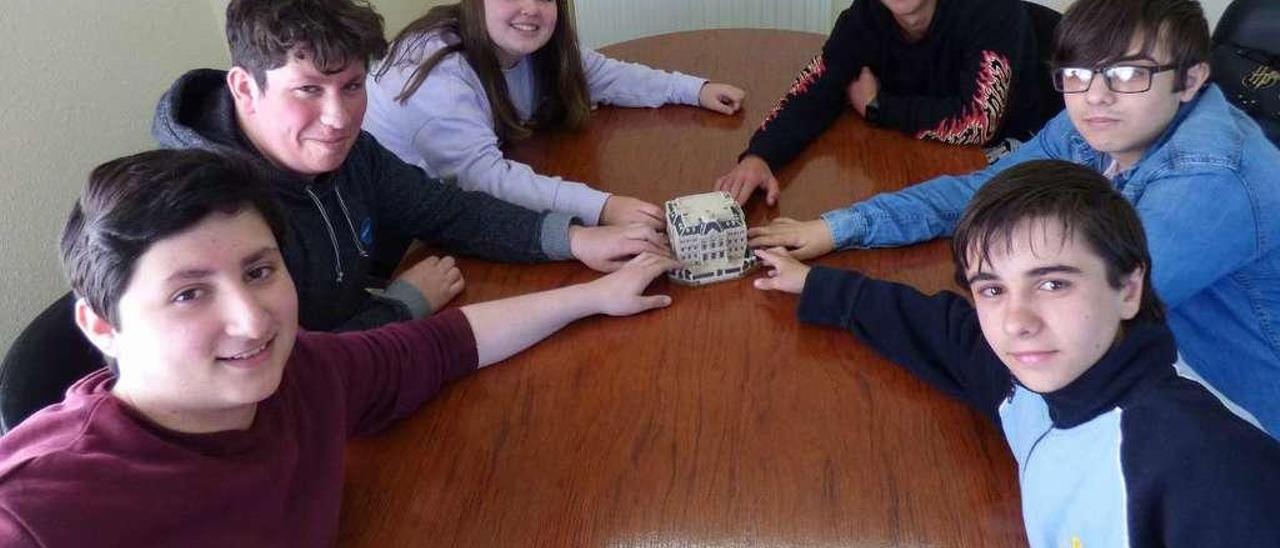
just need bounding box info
[820,110,1075,249]
[1135,170,1258,306]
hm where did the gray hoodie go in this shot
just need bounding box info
[152,69,575,331]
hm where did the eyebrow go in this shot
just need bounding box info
[242,246,280,267]
[966,264,1084,285]
[164,246,280,283]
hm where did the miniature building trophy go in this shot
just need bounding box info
[665,191,758,285]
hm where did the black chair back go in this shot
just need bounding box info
[1023,1,1065,126]
[1212,0,1280,145]
[0,293,105,433]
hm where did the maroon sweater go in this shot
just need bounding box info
[0,309,477,547]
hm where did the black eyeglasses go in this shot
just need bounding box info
[1052,64,1179,94]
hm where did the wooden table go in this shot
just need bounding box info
[341,29,1026,546]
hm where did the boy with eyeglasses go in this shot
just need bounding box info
[748,0,1280,438]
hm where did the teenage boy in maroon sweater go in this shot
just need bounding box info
[0,149,677,546]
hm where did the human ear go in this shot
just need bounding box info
[74,298,119,359]
[226,67,262,114]
[1118,267,1144,320]
[1178,62,1211,101]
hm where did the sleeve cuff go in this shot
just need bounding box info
[797,266,866,327]
[431,308,480,382]
[539,212,578,260]
[819,207,869,249]
[384,279,432,318]
[552,181,611,226]
[673,73,708,106]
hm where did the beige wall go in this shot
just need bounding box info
[0,1,229,358]
[0,0,443,358]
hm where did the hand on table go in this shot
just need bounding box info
[752,247,811,294]
[396,255,465,311]
[847,67,880,117]
[600,195,665,230]
[714,155,780,206]
[699,82,746,115]
[584,252,681,316]
[747,217,835,260]
[569,224,672,272]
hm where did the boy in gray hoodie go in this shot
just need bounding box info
[153,0,668,331]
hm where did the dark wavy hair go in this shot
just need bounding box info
[1053,0,1210,92]
[952,159,1165,328]
[226,0,388,88]
[375,0,590,142]
[59,149,287,329]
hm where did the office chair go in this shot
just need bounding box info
[1023,0,1065,126]
[0,292,105,433]
[1212,0,1280,146]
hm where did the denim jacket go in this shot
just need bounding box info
[821,84,1280,437]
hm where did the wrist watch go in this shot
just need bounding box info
[864,96,881,124]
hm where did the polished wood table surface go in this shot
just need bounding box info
[341,29,1026,546]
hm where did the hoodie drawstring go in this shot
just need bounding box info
[305,186,346,283]
[333,186,369,258]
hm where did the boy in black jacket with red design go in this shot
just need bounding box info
[716,0,1053,205]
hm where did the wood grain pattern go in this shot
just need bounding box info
[341,29,1026,547]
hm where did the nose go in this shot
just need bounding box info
[1083,73,1115,106]
[223,285,272,340]
[1001,296,1043,339]
[516,0,537,14]
[319,92,353,131]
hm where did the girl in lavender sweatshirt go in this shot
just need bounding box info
[365,0,745,229]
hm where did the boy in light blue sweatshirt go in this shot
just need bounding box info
[755,159,1280,547]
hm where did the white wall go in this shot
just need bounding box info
[0,0,444,359]
[576,0,836,49]
[579,0,1231,48]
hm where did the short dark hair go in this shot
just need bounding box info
[226,0,387,88]
[1052,0,1210,92]
[59,149,287,329]
[952,160,1165,327]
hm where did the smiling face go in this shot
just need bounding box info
[229,54,368,177]
[80,209,299,432]
[1063,38,1208,171]
[966,217,1142,393]
[484,0,558,67]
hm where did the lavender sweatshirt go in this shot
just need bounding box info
[364,33,706,225]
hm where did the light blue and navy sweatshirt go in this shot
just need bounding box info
[799,266,1280,547]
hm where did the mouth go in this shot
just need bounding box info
[310,136,352,145]
[510,22,541,33]
[1009,350,1058,366]
[1082,116,1120,127]
[217,336,275,368]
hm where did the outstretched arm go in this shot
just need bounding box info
[463,253,679,366]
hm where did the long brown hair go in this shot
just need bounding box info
[375,0,591,141]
